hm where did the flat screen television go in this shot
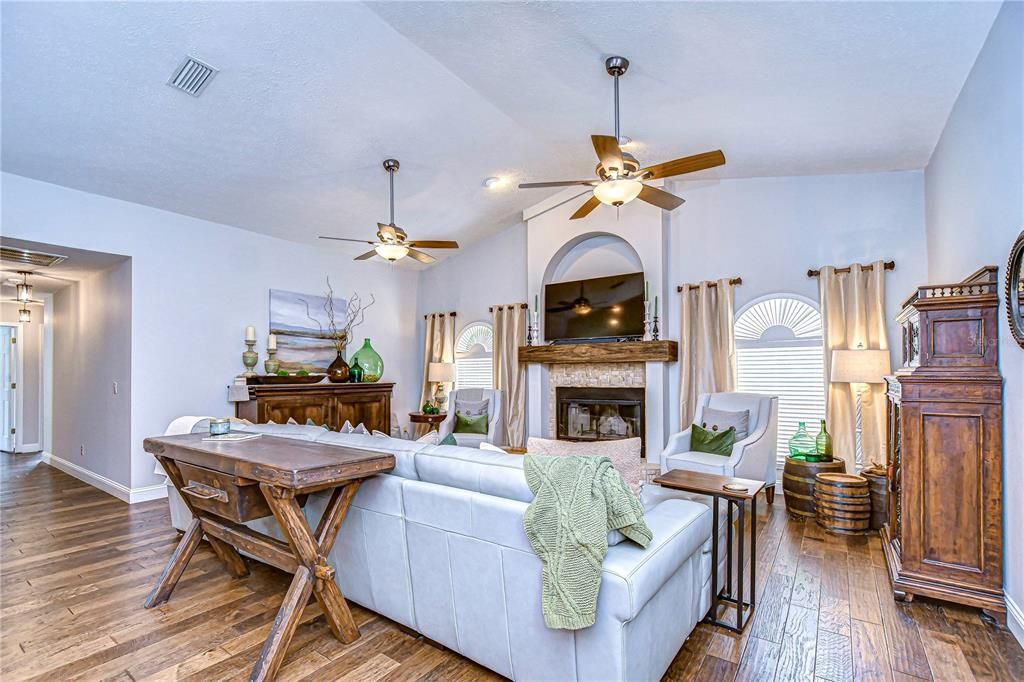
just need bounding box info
[544,272,645,343]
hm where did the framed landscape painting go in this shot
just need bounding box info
[269,289,346,371]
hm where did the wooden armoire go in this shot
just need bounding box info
[882,266,1004,618]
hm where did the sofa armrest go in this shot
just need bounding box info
[661,429,692,472]
[597,499,711,622]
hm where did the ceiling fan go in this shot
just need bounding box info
[518,56,726,220]
[320,159,459,264]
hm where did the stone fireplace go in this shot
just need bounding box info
[556,386,646,455]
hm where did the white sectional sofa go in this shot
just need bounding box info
[161,420,723,681]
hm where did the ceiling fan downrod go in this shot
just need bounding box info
[383,158,400,227]
[605,56,629,148]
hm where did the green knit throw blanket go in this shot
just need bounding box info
[523,455,652,630]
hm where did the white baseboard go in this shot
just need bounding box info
[1006,592,1024,648]
[41,452,168,504]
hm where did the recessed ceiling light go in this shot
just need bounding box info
[483,176,504,189]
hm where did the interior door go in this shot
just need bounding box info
[0,326,15,452]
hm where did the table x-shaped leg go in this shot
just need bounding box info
[250,481,361,681]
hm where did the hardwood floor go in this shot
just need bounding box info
[2,453,1021,681]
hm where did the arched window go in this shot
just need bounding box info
[455,322,493,390]
[735,296,826,463]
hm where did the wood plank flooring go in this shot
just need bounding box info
[2,453,1021,681]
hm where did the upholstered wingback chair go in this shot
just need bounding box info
[437,388,506,448]
[661,392,779,502]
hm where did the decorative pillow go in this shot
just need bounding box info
[416,431,439,444]
[691,423,736,455]
[371,430,390,438]
[479,442,508,454]
[439,432,458,446]
[455,399,489,418]
[700,407,749,441]
[525,436,643,496]
[339,421,368,435]
[455,413,489,435]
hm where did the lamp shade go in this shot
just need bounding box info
[428,361,457,383]
[830,349,891,384]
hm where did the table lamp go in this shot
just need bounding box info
[428,361,457,411]
[831,346,891,469]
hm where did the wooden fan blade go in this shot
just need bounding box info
[405,248,436,264]
[377,223,400,242]
[637,184,686,211]
[407,240,459,249]
[518,180,596,189]
[640,150,726,180]
[354,250,378,261]
[592,135,624,174]
[320,236,375,244]
[570,195,601,220]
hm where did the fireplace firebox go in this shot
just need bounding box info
[555,387,645,456]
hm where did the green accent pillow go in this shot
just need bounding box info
[439,432,458,446]
[691,423,736,456]
[454,413,488,435]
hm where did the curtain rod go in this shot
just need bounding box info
[423,311,457,320]
[488,303,529,312]
[676,277,742,293]
[808,260,894,278]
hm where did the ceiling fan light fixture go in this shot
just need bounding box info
[593,178,643,206]
[18,307,31,323]
[375,243,410,261]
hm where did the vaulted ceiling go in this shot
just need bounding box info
[1,1,1001,259]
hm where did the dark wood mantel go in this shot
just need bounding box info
[518,340,678,365]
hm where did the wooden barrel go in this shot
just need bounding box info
[814,473,870,534]
[782,457,846,519]
[861,468,888,530]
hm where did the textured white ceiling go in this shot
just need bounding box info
[1,1,1000,259]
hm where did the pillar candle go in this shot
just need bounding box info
[245,325,256,342]
[654,295,658,317]
[534,294,539,313]
[267,333,277,350]
[645,280,649,301]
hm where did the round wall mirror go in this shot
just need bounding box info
[1008,230,1024,349]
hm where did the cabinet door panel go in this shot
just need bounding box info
[259,395,329,427]
[334,394,390,433]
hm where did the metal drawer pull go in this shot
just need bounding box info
[182,481,229,503]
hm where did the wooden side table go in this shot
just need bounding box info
[408,411,447,432]
[143,433,394,681]
[653,469,765,633]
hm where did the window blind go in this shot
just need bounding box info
[456,357,493,390]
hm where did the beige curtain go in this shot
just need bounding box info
[679,279,737,426]
[818,262,889,471]
[420,313,456,430]
[492,304,527,448]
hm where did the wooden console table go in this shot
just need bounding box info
[235,382,393,434]
[143,433,394,681]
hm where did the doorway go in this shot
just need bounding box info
[0,325,16,452]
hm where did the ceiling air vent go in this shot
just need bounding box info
[0,247,67,267]
[167,56,218,97]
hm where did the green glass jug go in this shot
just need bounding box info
[788,422,817,460]
[350,338,383,383]
[815,419,833,460]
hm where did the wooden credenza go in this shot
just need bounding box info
[235,382,393,434]
[882,267,1003,618]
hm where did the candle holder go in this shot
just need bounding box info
[264,348,280,375]
[242,340,259,377]
[651,315,660,341]
[643,300,652,341]
[526,324,534,346]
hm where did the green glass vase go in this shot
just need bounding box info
[815,419,833,460]
[350,338,383,383]
[788,422,817,460]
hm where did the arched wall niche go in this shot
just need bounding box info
[542,232,644,286]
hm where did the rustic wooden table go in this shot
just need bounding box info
[143,433,394,681]
[653,469,765,633]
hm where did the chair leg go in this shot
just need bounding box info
[765,486,775,505]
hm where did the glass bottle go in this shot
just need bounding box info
[815,419,833,461]
[788,422,816,460]
[350,338,383,383]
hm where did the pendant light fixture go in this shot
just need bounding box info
[15,271,33,303]
[18,307,31,323]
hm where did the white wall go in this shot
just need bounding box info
[922,1,1023,641]
[666,171,929,434]
[0,303,43,450]
[3,172,422,491]
[52,260,132,486]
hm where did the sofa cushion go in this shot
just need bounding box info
[415,445,533,502]
[664,450,732,476]
[526,437,644,496]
